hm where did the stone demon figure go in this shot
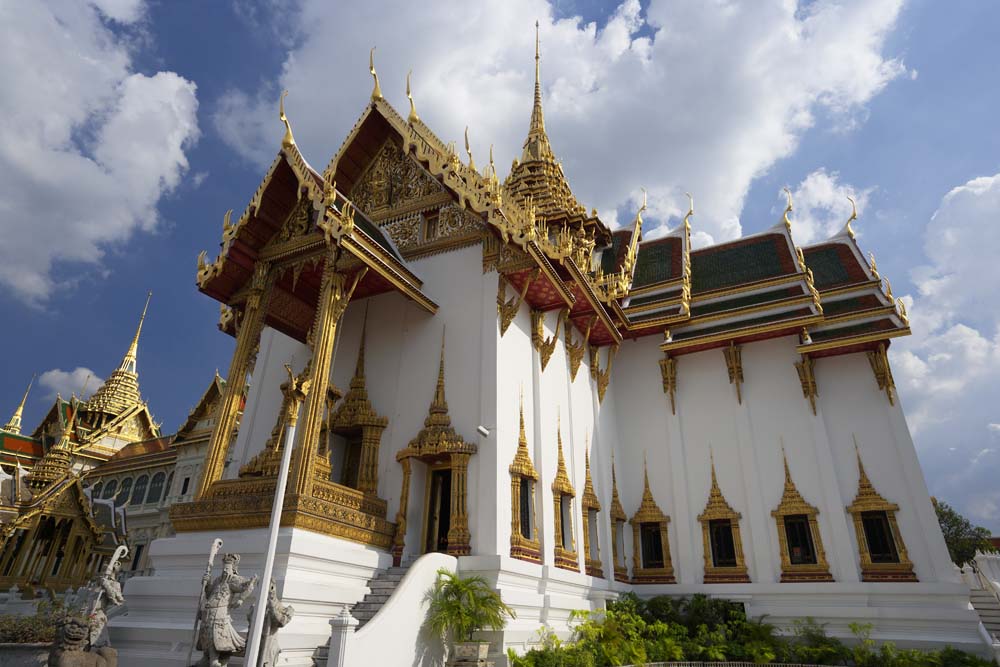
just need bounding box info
[196,553,257,667]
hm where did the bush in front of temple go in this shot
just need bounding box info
[508,594,994,667]
[0,600,66,643]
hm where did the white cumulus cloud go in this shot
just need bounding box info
[0,0,200,305]
[39,368,103,401]
[788,169,873,245]
[893,173,1000,531]
[213,0,906,245]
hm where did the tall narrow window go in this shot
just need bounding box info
[131,544,145,571]
[116,478,133,505]
[861,511,899,563]
[102,480,118,500]
[587,510,600,562]
[640,523,664,569]
[131,475,148,505]
[551,426,578,572]
[709,519,737,567]
[784,515,817,565]
[559,495,574,551]
[181,477,190,495]
[147,472,165,504]
[519,481,533,539]
[581,450,603,578]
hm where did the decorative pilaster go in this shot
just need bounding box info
[447,453,472,556]
[794,354,818,415]
[723,341,743,405]
[290,257,366,498]
[197,261,272,499]
[659,354,677,414]
[392,458,411,566]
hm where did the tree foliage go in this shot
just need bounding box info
[934,498,996,567]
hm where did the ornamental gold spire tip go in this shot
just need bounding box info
[683,192,694,230]
[843,195,858,239]
[369,47,383,101]
[406,70,419,123]
[782,187,793,232]
[465,126,476,172]
[121,291,152,374]
[3,374,35,435]
[279,90,295,149]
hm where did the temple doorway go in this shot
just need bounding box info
[424,468,452,554]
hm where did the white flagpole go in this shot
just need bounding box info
[244,366,303,667]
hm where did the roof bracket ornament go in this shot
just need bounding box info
[842,195,858,239]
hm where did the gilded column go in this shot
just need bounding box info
[290,259,364,498]
[447,453,472,555]
[392,458,411,566]
[358,427,381,495]
[197,262,272,498]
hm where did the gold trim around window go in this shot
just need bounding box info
[697,455,750,583]
[509,392,540,563]
[629,458,675,584]
[609,456,629,582]
[771,451,832,582]
[846,442,916,582]
[581,448,603,578]
[552,420,578,572]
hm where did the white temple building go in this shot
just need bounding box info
[110,38,994,666]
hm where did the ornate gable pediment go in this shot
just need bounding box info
[351,137,445,219]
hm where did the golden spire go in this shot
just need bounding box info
[609,452,626,521]
[581,438,600,508]
[120,291,152,374]
[352,307,368,388]
[3,374,35,435]
[521,20,554,163]
[406,70,419,123]
[510,386,538,479]
[431,326,447,415]
[843,195,858,239]
[552,412,574,495]
[465,126,476,172]
[279,90,295,149]
[369,47,383,101]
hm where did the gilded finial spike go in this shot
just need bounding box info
[465,126,476,172]
[843,195,858,239]
[643,452,651,490]
[782,187,793,232]
[3,374,35,435]
[683,191,695,230]
[433,325,447,408]
[406,70,419,123]
[369,47,383,101]
[279,91,295,149]
[119,291,152,374]
[354,304,369,380]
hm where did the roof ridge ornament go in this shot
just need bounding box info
[369,47,383,101]
[406,70,419,124]
[683,191,694,232]
[465,126,476,172]
[279,90,295,149]
[842,195,858,240]
[3,374,35,435]
[782,187,793,234]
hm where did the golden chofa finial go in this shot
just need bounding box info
[782,187,793,232]
[843,195,858,239]
[369,47,383,101]
[406,70,419,123]
[683,191,694,231]
[465,126,476,172]
[279,90,295,149]
[488,144,497,181]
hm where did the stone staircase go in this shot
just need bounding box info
[971,587,1000,641]
[312,564,411,665]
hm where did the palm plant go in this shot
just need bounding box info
[426,568,515,643]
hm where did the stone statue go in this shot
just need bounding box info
[79,545,128,649]
[246,578,294,667]
[48,614,117,667]
[196,553,257,667]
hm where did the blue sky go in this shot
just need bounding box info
[1,0,998,530]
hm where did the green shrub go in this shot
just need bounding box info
[505,595,993,667]
[0,601,66,643]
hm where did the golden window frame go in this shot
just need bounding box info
[509,396,541,564]
[552,424,579,572]
[771,452,832,582]
[628,460,675,584]
[609,456,629,582]
[580,449,603,578]
[697,457,750,583]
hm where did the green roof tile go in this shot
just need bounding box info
[691,236,788,293]
[632,241,679,288]
[805,246,851,288]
